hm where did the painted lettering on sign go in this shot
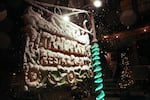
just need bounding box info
[23,7,93,89]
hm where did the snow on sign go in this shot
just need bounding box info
[23,2,93,89]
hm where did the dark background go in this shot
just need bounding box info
[0,0,150,100]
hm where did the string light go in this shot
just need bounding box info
[115,35,119,38]
[91,43,105,100]
[144,29,147,32]
[119,53,134,89]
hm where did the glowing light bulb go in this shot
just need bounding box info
[93,0,102,8]
[116,35,119,38]
[144,29,147,32]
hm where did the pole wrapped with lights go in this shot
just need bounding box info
[91,43,105,100]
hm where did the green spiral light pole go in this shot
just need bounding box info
[91,43,105,100]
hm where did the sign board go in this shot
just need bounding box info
[23,6,93,89]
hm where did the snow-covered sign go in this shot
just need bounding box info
[23,2,93,90]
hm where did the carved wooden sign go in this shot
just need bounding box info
[23,6,93,89]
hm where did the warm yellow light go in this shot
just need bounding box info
[116,35,119,38]
[103,35,108,39]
